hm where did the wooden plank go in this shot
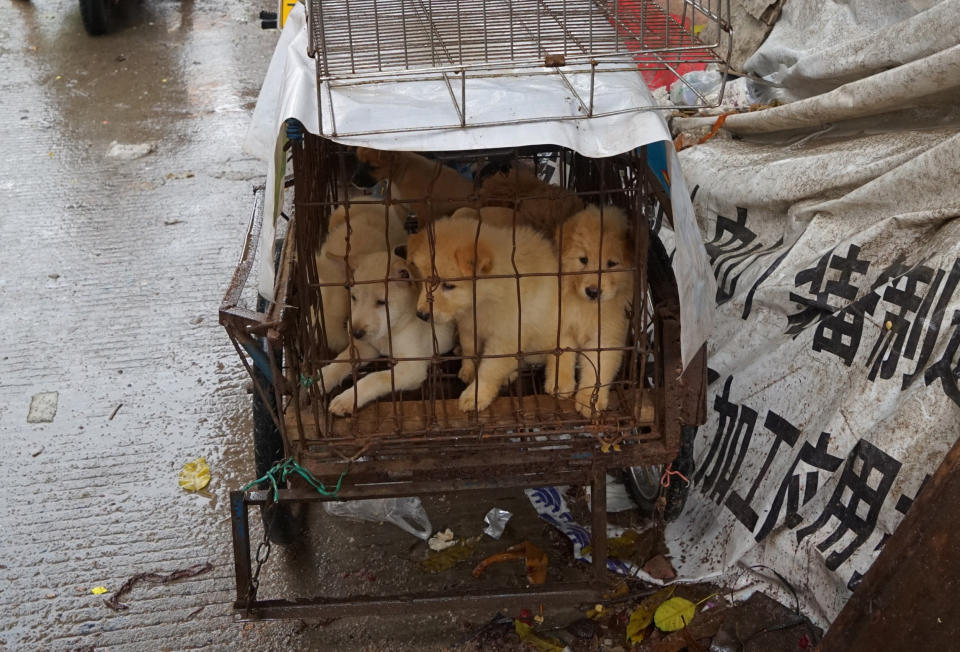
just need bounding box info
[285,391,656,441]
[819,436,960,650]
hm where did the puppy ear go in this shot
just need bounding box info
[455,240,493,276]
[393,244,407,259]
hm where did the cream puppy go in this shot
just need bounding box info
[407,209,560,412]
[319,252,456,416]
[314,204,407,353]
[549,205,634,417]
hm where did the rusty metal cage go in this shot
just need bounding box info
[308,0,733,135]
[220,133,706,620]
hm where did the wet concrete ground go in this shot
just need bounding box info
[0,1,599,648]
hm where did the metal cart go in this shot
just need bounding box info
[221,0,728,622]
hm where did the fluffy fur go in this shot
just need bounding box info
[354,147,475,226]
[549,205,634,417]
[407,210,560,412]
[319,252,456,415]
[314,204,406,354]
[478,165,584,236]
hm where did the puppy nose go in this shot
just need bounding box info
[416,310,430,322]
[352,328,366,339]
[585,286,600,300]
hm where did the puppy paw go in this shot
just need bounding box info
[459,383,494,412]
[328,391,357,416]
[574,386,608,417]
[458,360,476,384]
[548,378,576,398]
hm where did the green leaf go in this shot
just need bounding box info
[654,596,696,632]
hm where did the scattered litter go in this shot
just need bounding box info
[90,586,108,595]
[116,54,126,61]
[655,597,697,632]
[473,541,548,585]
[45,593,56,599]
[324,497,432,540]
[104,562,214,611]
[482,507,512,539]
[428,528,457,551]
[190,315,205,325]
[186,605,204,620]
[48,273,60,280]
[566,617,597,640]
[27,391,58,423]
[31,446,45,458]
[106,141,155,160]
[178,457,211,492]
[164,219,184,226]
[643,553,677,581]
[420,537,479,572]
[109,404,122,420]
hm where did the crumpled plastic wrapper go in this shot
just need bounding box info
[483,508,512,539]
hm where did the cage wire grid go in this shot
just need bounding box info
[306,0,731,135]
[270,139,675,469]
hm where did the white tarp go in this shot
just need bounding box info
[660,0,960,628]
[243,3,714,367]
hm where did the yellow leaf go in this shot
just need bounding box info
[178,457,211,492]
[626,586,675,643]
[654,596,696,632]
[90,586,108,595]
[514,620,565,651]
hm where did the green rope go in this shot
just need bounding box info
[299,373,317,388]
[241,457,347,501]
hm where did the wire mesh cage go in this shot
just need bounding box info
[307,0,732,135]
[221,134,697,482]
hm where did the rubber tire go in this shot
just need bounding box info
[623,425,696,522]
[80,0,112,35]
[251,337,305,545]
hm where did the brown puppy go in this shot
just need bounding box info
[407,210,560,412]
[478,165,584,236]
[550,205,634,417]
[354,147,475,225]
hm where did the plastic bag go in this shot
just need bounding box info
[323,497,432,540]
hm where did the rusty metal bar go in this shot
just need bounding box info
[230,491,253,609]
[219,186,267,329]
[237,583,603,621]
[590,463,608,582]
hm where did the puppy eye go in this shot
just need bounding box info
[606,260,618,268]
[442,283,456,291]
[578,256,588,265]
[376,299,386,306]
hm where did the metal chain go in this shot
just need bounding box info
[245,501,275,615]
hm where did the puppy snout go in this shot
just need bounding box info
[416,310,430,322]
[352,327,366,339]
[585,286,601,300]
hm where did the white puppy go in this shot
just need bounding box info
[314,204,406,353]
[319,251,456,415]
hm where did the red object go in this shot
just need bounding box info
[798,633,811,649]
[604,1,709,89]
[519,609,533,625]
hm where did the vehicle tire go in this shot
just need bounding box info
[79,0,112,35]
[251,333,306,545]
[623,425,696,522]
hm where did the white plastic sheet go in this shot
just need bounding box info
[660,0,960,628]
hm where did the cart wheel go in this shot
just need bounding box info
[623,425,696,522]
[252,338,307,545]
[79,0,112,35]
